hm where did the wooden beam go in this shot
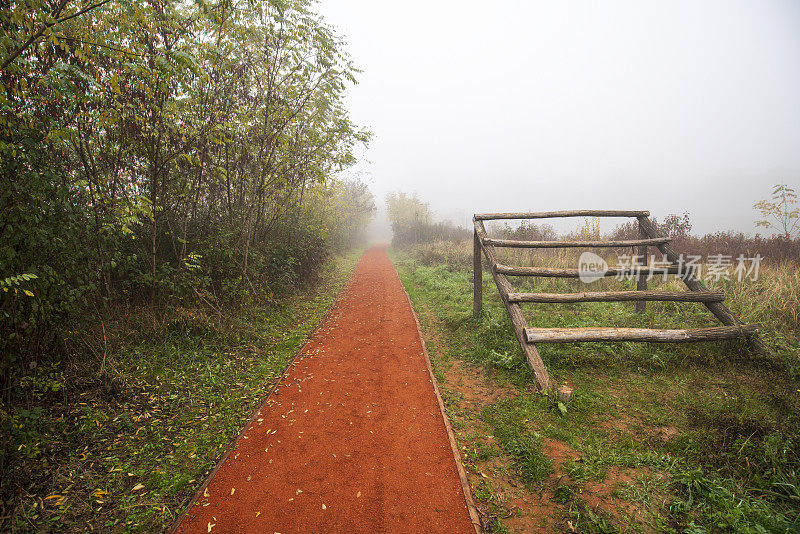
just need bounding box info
[495,264,682,278]
[636,216,769,354]
[525,325,759,343]
[507,290,725,303]
[474,210,650,220]
[473,230,482,317]
[474,219,553,392]
[484,237,670,249]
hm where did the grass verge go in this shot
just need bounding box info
[391,247,800,533]
[1,252,360,532]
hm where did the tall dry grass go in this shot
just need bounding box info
[405,239,800,337]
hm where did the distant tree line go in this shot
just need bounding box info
[385,192,470,246]
[0,0,373,393]
[498,213,799,263]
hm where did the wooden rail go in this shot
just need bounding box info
[507,290,725,304]
[472,209,764,392]
[636,216,767,354]
[484,237,670,249]
[495,264,682,278]
[525,325,759,343]
[474,210,650,220]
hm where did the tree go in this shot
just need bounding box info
[385,192,431,227]
[0,0,370,390]
[754,184,799,239]
[659,212,693,239]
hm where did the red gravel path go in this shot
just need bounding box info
[175,246,477,533]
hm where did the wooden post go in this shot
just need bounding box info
[473,229,482,317]
[635,222,647,313]
[474,219,553,392]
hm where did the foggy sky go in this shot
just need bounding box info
[317,0,800,238]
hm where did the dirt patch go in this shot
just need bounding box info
[437,358,574,532]
[600,411,679,445]
[442,359,518,410]
[580,467,670,532]
[543,439,581,479]
[599,413,635,433]
[653,426,679,441]
[426,343,676,532]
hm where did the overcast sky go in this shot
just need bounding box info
[317,0,800,237]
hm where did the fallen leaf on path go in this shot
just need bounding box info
[230,488,235,495]
[322,503,326,510]
[207,522,215,532]
[132,484,144,491]
[357,491,361,498]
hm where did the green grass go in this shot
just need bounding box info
[391,247,800,533]
[2,252,359,532]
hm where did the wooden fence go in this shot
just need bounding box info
[473,210,763,392]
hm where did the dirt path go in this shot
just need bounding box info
[175,247,477,533]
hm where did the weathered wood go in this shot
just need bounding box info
[635,223,648,313]
[473,230,482,318]
[507,290,725,303]
[525,325,759,343]
[495,264,682,278]
[484,237,670,249]
[474,219,553,392]
[636,216,768,354]
[557,386,574,403]
[474,210,650,220]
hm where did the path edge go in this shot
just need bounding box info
[391,260,484,534]
[166,254,361,534]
